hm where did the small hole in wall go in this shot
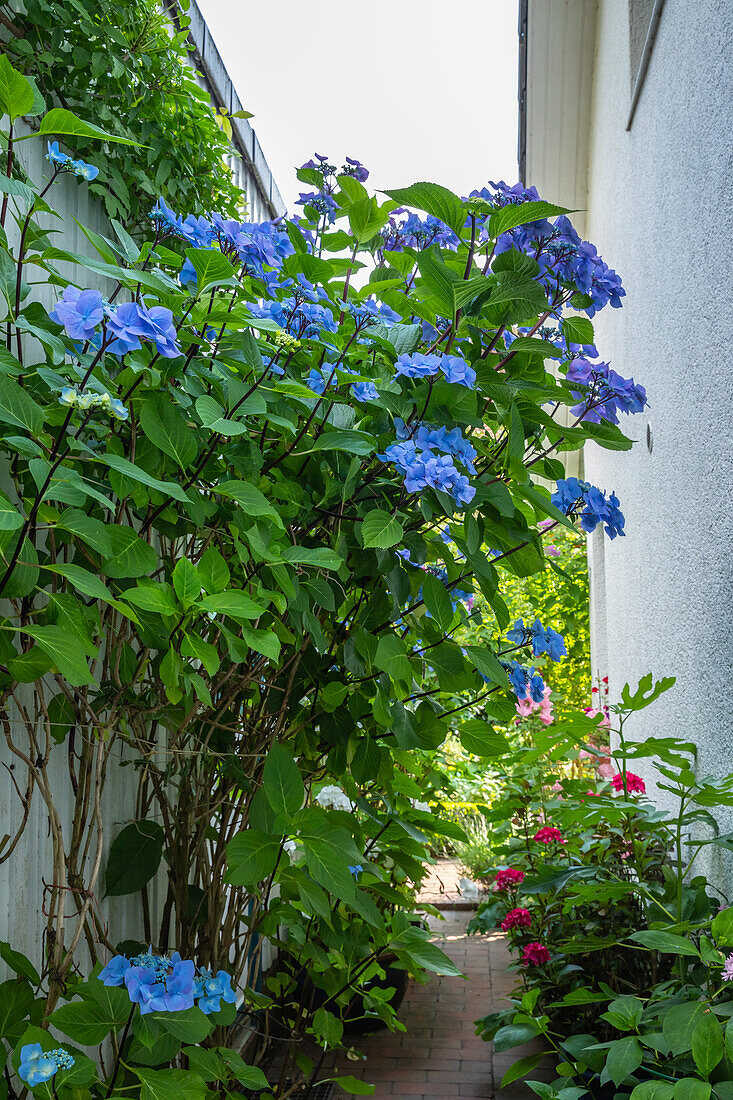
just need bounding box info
[646,422,653,453]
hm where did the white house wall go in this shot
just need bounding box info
[580,0,733,857]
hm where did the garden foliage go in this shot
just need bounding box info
[472,677,733,1096]
[0,50,648,1097]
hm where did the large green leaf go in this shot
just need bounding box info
[185,248,236,293]
[99,453,189,503]
[0,375,45,436]
[34,107,143,146]
[225,829,280,886]
[384,182,467,235]
[605,1036,644,1087]
[133,1068,206,1100]
[51,998,126,1045]
[197,590,266,621]
[102,527,158,579]
[629,930,699,957]
[216,480,283,525]
[392,928,463,976]
[21,625,95,686]
[104,820,165,897]
[487,199,570,238]
[139,395,197,470]
[691,1011,724,1075]
[421,573,454,632]
[361,509,404,549]
[263,743,304,817]
[374,635,412,685]
[0,57,35,122]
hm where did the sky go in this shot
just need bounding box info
[196,0,520,214]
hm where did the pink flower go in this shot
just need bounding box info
[611,771,646,794]
[494,868,525,891]
[515,685,554,725]
[534,826,564,845]
[722,954,733,982]
[546,545,561,557]
[515,695,535,718]
[521,942,551,966]
[501,907,532,931]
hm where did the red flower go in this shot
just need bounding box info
[501,907,532,931]
[533,826,564,845]
[494,867,525,890]
[522,942,551,966]
[611,771,646,794]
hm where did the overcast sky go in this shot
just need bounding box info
[196,0,520,213]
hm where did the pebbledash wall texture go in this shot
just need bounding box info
[522,0,733,860]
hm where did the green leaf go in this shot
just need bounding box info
[185,248,236,293]
[629,930,699,957]
[0,942,40,986]
[133,1067,206,1100]
[225,830,280,887]
[384,182,467,235]
[487,199,570,238]
[630,1085,675,1100]
[560,315,595,346]
[124,584,178,617]
[173,558,200,607]
[662,1002,705,1055]
[153,1007,212,1043]
[198,590,266,621]
[50,998,124,1045]
[102,527,158,579]
[691,1011,724,1075]
[500,1053,545,1086]
[459,720,509,758]
[416,246,459,319]
[0,375,45,436]
[421,572,454,632]
[198,547,230,593]
[0,489,22,531]
[349,196,389,243]
[463,645,510,689]
[280,546,343,570]
[0,56,35,122]
[374,635,412,685]
[104,820,165,897]
[216,481,283,526]
[361,509,404,549]
[605,1036,643,1087]
[35,107,143,146]
[0,979,33,1041]
[263,743,304,817]
[331,1077,375,1096]
[672,1081,711,1100]
[99,453,189,503]
[139,395,197,470]
[393,928,463,976]
[21,625,95,686]
[486,272,549,322]
[240,624,281,660]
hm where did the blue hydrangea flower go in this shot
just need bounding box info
[394,352,441,380]
[99,954,130,986]
[194,968,237,1015]
[179,258,198,287]
[551,477,625,539]
[382,209,459,252]
[348,864,364,880]
[307,368,328,396]
[69,158,99,181]
[565,358,647,424]
[109,398,129,421]
[46,141,69,166]
[351,380,379,402]
[50,287,104,342]
[342,156,369,182]
[19,1045,58,1086]
[440,355,476,389]
[124,953,195,1015]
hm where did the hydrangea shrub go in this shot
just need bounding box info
[0,55,650,1096]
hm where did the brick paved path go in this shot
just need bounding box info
[320,908,553,1099]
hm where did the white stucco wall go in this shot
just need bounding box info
[581,0,733,853]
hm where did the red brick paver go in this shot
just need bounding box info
[318,910,553,1099]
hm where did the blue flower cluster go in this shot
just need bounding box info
[307,365,379,403]
[19,1045,75,1087]
[394,352,476,389]
[420,565,474,613]
[98,948,236,1016]
[151,198,294,280]
[552,477,625,539]
[505,660,546,703]
[47,141,98,181]
[248,273,338,339]
[506,618,567,661]
[469,181,625,317]
[379,422,475,507]
[564,358,647,424]
[50,287,181,359]
[394,419,477,472]
[381,209,459,252]
[348,298,400,329]
[295,152,369,226]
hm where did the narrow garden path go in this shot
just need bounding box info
[319,862,553,1099]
